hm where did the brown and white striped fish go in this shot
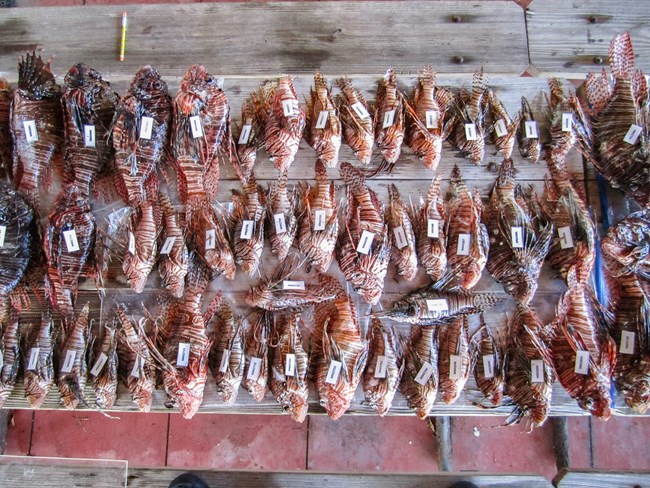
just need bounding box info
[470,315,506,406]
[305,72,342,168]
[90,325,118,410]
[336,77,374,165]
[0,78,12,180]
[387,184,418,282]
[57,302,91,410]
[400,325,439,419]
[123,200,160,293]
[516,96,542,164]
[158,192,189,298]
[449,68,487,165]
[486,88,519,160]
[438,315,471,405]
[266,170,298,262]
[242,309,271,402]
[24,309,55,408]
[374,67,405,172]
[230,173,266,277]
[235,98,262,184]
[0,307,21,408]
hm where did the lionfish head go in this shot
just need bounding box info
[124,263,149,294]
[131,65,167,99]
[529,404,549,427]
[134,390,153,413]
[64,63,103,89]
[180,64,220,97]
[17,51,60,99]
[0,78,10,92]
[321,393,351,420]
[579,390,612,420]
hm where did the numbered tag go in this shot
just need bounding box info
[63,229,80,252]
[464,123,477,141]
[189,115,204,138]
[511,226,524,249]
[561,113,574,132]
[282,99,299,117]
[27,347,40,371]
[530,359,545,383]
[219,349,231,373]
[23,120,38,142]
[457,233,471,256]
[176,343,191,367]
[449,355,462,380]
[274,213,287,234]
[285,353,296,377]
[238,124,252,145]
[61,349,76,373]
[356,230,375,254]
[83,124,96,147]
[130,356,143,378]
[574,350,590,375]
[425,110,439,129]
[525,121,539,139]
[494,119,508,138]
[240,220,254,240]
[128,231,136,255]
[426,299,448,313]
[139,116,154,139]
[283,280,305,290]
[247,357,263,380]
[351,102,370,120]
[90,352,109,377]
[620,331,635,355]
[0,349,4,370]
[374,355,389,379]
[325,360,343,384]
[427,219,440,238]
[315,110,329,129]
[482,355,495,379]
[382,110,396,129]
[558,226,574,249]
[160,236,176,255]
[0,226,6,247]
[623,124,643,145]
[205,229,216,250]
[313,210,326,231]
[414,361,435,385]
[393,225,408,250]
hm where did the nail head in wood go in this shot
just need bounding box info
[453,55,465,64]
[593,56,604,65]
[452,15,462,23]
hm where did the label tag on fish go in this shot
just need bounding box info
[494,119,508,137]
[283,280,305,290]
[623,124,643,145]
[61,349,76,373]
[0,349,4,369]
[189,115,204,138]
[274,213,287,234]
[139,116,154,139]
[561,113,574,132]
[314,210,326,231]
[415,362,435,385]
[63,229,80,253]
[457,233,471,256]
[356,230,375,254]
[425,110,439,129]
[177,343,191,367]
[247,357,263,380]
[27,347,40,371]
[240,220,254,240]
[238,124,252,145]
[23,120,38,142]
[325,360,343,384]
[558,226,574,249]
[620,331,635,354]
[525,121,539,139]
[374,355,388,379]
[382,110,396,129]
[128,232,136,255]
[219,349,231,373]
[427,219,440,238]
[282,99,299,117]
[449,355,462,380]
[482,355,495,379]
[205,229,216,250]
[511,226,524,249]
[530,359,544,383]
[0,226,6,247]
[393,226,408,250]
[90,352,109,377]
[130,356,144,378]
[83,125,96,147]
[426,299,448,313]
[160,236,176,255]
[351,102,370,120]
[464,123,477,141]
[285,353,296,377]
[574,350,590,375]
[315,110,330,129]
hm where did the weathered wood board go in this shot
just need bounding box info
[553,468,650,488]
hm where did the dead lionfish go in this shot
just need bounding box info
[545,78,580,162]
[516,96,542,164]
[23,309,55,408]
[0,308,21,407]
[305,72,342,168]
[230,173,266,276]
[235,98,262,184]
[122,199,161,293]
[438,315,471,405]
[266,170,298,262]
[90,325,118,409]
[400,325,439,419]
[337,77,374,165]
[449,67,488,165]
[57,303,91,410]
[158,192,189,298]
[242,309,271,402]
[374,67,405,172]
[0,78,12,180]
[486,88,519,160]
[386,184,418,281]
[470,314,506,406]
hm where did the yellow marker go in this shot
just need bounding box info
[119,11,128,62]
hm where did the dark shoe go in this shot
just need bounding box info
[448,482,479,488]
[168,473,209,488]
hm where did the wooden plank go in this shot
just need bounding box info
[553,468,650,488]
[0,1,528,80]
[527,0,650,77]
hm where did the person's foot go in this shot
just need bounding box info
[168,473,209,488]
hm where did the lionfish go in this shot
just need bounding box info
[305,72,341,168]
[23,309,55,408]
[545,78,580,162]
[374,67,405,172]
[438,315,471,405]
[122,199,161,293]
[90,325,118,410]
[516,97,542,164]
[449,67,487,165]
[57,303,91,410]
[235,98,262,184]
[0,308,21,408]
[470,314,506,406]
[230,173,266,276]
[242,309,271,402]
[400,325,439,419]
[486,88,519,160]
[266,170,298,262]
[158,192,189,298]
[387,184,418,281]
[337,77,374,165]
[0,78,13,180]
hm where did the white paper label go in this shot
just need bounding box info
[130,356,143,378]
[240,220,254,240]
[247,357,263,380]
[282,99,299,117]
[574,350,590,375]
[315,110,329,129]
[23,120,38,142]
[561,113,574,132]
[426,299,448,313]
[189,115,204,139]
[558,226,574,249]
[63,229,80,252]
[238,124,252,145]
[27,347,40,371]
[414,361,435,385]
[494,118,508,137]
[623,124,643,145]
[393,225,408,250]
[61,349,76,373]
[205,229,216,250]
[128,231,136,255]
[620,331,635,355]
[427,219,440,238]
[83,124,96,147]
[274,213,287,234]
[90,352,109,377]
[314,210,326,231]
[464,123,477,141]
[525,121,539,139]
[382,109,396,129]
[325,360,343,384]
[0,349,4,370]
[351,102,370,120]
[457,233,471,255]
[176,343,191,367]
[356,230,375,254]
[425,110,439,129]
[160,236,176,255]
[219,349,231,373]
[0,226,6,247]
[482,355,495,379]
[139,116,154,139]
[374,355,388,379]
[449,355,462,380]
[283,280,306,290]
[531,359,544,383]
[511,226,524,249]
[285,353,296,377]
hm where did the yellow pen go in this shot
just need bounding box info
[119,11,128,62]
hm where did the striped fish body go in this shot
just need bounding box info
[471,320,505,406]
[450,68,487,166]
[90,326,118,410]
[438,316,471,405]
[57,303,91,410]
[0,309,21,407]
[123,201,159,293]
[157,194,188,298]
[236,99,260,183]
[231,176,266,276]
[400,325,439,419]
[486,89,517,160]
[374,67,405,170]
[0,78,13,179]
[305,73,341,168]
[336,77,374,165]
[242,310,270,402]
[516,97,541,164]
[387,184,418,281]
[362,318,401,416]
[23,310,55,408]
[208,301,245,406]
[267,171,298,262]
[187,199,235,279]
